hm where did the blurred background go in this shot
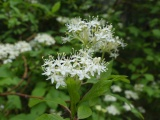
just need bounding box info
[0,0,160,120]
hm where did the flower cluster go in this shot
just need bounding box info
[106,105,120,115]
[33,33,55,46]
[124,90,139,100]
[104,95,117,102]
[0,33,56,64]
[42,49,107,89]
[0,41,32,64]
[56,16,71,24]
[62,17,126,58]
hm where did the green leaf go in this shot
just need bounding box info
[107,75,130,83]
[81,80,112,102]
[128,26,139,37]
[46,98,67,108]
[0,64,13,77]
[45,87,68,109]
[36,114,64,120]
[100,60,113,79]
[86,77,98,84]
[28,98,44,108]
[144,74,154,81]
[149,18,159,27]
[66,77,81,104]
[51,2,61,13]
[0,14,6,19]
[10,114,27,120]
[152,29,160,38]
[78,105,92,119]
[0,77,20,86]
[31,87,46,96]
[66,77,81,118]
[31,102,47,116]
[59,46,72,54]
[29,97,67,108]
[7,95,22,109]
[88,98,99,106]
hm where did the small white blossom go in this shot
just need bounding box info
[138,106,145,113]
[111,85,122,92]
[15,41,32,53]
[0,104,4,111]
[104,95,117,102]
[27,0,38,3]
[125,90,139,100]
[134,84,144,91]
[106,105,120,115]
[42,49,107,89]
[123,103,134,111]
[33,33,55,46]
[0,41,31,64]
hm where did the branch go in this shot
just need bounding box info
[26,33,37,41]
[0,92,43,99]
[7,56,28,93]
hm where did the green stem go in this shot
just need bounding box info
[70,101,76,120]
[102,51,105,60]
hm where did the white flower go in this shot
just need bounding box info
[27,0,38,4]
[104,95,117,102]
[56,16,70,24]
[66,18,87,32]
[106,105,120,115]
[125,90,139,100]
[42,49,107,89]
[111,85,122,92]
[63,17,126,58]
[15,41,32,53]
[134,84,144,91]
[138,106,145,113]
[0,41,31,64]
[123,103,134,111]
[0,104,4,111]
[33,33,55,46]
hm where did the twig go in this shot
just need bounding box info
[26,33,37,41]
[59,104,71,115]
[22,55,28,79]
[0,92,43,99]
[6,56,28,93]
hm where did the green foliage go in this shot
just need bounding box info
[36,114,64,120]
[0,0,160,120]
[77,105,92,119]
[51,2,61,13]
[81,80,112,103]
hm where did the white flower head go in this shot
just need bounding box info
[134,84,144,91]
[125,90,139,100]
[123,103,134,111]
[106,105,120,115]
[0,41,31,64]
[15,41,32,53]
[104,95,117,102]
[42,49,107,89]
[111,85,122,92]
[33,33,55,46]
[63,16,126,58]
[138,106,145,113]
[0,104,4,111]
